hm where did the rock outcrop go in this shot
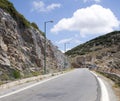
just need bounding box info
[0,7,70,82]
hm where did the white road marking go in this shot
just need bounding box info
[91,72,109,101]
[0,72,70,99]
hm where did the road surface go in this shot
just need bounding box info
[0,68,100,101]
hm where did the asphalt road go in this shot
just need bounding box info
[0,68,100,101]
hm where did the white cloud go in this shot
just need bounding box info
[56,38,82,45]
[83,0,101,3]
[95,0,101,2]
[56,38,72,44]
[46,3,61,11]
[31,1,61,12]
[56,37,83,53]
[51,5,120,37]
[74,40,82,44]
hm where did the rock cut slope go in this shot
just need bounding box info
[0,0,70,83]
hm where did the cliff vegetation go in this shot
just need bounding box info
[0,0,43,33]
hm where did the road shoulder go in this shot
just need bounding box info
[95,72,120,101]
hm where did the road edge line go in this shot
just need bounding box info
[0,70,73,99]
[91,71,110,101]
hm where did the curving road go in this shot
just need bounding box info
[0,68,100,101]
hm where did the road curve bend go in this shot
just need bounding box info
[0,68,101,101]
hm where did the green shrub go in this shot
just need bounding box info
[31,71,40,76]
[31,22,45,36]
[13,70,21,79]
[31,22,39,30]
[1,73,9,80]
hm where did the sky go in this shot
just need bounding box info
[9,0,120,52]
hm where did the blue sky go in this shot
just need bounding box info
[9,0,120,52]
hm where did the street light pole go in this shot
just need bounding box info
[44,20,53,74]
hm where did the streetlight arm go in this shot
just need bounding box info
[45,20,53,23]
[44,20,53,37]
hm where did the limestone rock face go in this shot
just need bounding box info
[0,8,70,81]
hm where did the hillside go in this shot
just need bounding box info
[0,0,70,84]
[66,31,120,75]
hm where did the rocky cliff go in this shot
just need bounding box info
[66,31,120,75]
[0,1,70,83]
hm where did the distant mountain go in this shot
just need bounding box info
[0,0,70,83]
[66,31,120,75]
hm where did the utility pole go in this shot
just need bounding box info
[64,43,69,69]
[64,42,70,53]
